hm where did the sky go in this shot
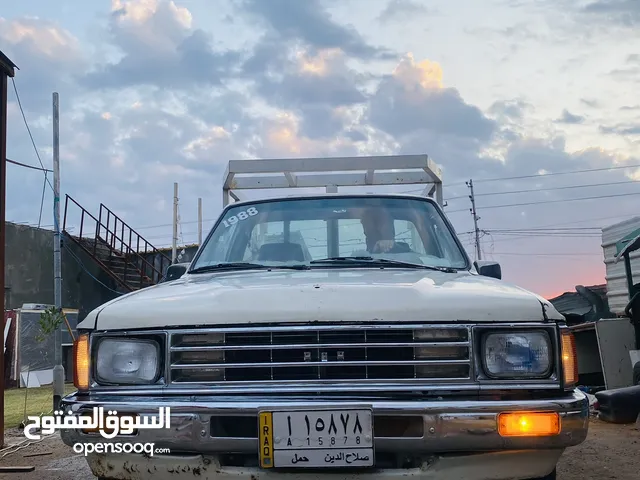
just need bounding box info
[1,0,640,299]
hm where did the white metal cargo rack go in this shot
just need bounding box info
[222,154,443,207]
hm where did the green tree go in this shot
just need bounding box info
[35,306,64,343]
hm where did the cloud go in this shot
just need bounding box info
[249,47,368,139]
[583,0,640,26]
[256,48,367,108]
[0,17,87,111]
[0,17,85,70]
[627,53,640,63]
[239,0,396,61]
[599,123,640,136]
[464,23,540,43]
[489,99,532,120]
[241,34,292,76]
[377,0,431,23]
[557,109,585,124]
[238,111,360,160]
[609,65,640,81]
[344,129,369,142]
[5,0,640,299]
[581,98,600,108]
[366,54,496,141]
[81,0,241,89]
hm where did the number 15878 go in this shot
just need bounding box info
[304,436,363,446]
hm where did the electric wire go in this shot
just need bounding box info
[445,163,640,187]
[64,244,123,295]
[10,77,53,228]
[447,190,640,213]
[7,158,52,172]
[444,179,640,201]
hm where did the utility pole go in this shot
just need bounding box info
[0,50,17,451]
[466,179,482,261]
[197,197,202,245]
[52,92,64,412]
[172,182,178,263]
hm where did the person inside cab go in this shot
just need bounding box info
[359,206,411,254]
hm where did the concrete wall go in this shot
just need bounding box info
[4,222,120,320]
[137,244,200,279]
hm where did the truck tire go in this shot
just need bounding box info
[633,361,640,385]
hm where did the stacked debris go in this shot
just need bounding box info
[594,385,640,426]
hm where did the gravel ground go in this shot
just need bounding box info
[0,418,638,479]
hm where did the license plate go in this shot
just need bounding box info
[259,408,374,469]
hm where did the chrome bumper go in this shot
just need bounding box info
[59,389,589,480]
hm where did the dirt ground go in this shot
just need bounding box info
[0,418,638,479]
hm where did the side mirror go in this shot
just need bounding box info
[163,263,189,282]
[474,260,502,280]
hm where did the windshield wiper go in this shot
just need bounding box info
[309,257,458,273]
[189,262,309,274]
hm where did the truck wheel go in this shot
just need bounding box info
[531,469,556,480]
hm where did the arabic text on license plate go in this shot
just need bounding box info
[258,409,374,468]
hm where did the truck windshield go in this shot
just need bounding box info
[190,196,469,271]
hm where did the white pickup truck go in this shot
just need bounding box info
[60,155,588,480]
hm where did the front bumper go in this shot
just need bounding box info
[59,389,589,480]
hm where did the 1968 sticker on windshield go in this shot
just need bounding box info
[259,409,374,469]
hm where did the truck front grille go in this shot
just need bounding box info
[168,324,472,387]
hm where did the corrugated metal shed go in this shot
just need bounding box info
[602,216,640,315]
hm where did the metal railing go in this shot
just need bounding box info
[63,195,171,290]
[97,203,171,285]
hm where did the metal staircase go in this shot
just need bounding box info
[62,195,172,293]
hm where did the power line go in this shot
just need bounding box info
[11,78,53,190]
[490,251,600,257]
[10,77,53,228]
[485,229,602,236]
[445,163,640,187]
[137,216,611,244]
[446,179,639,201]
[6,158,53,172]
[487,232,601,243]
[487,232,601,238]
[447,190,640,213]
[37,176,47,227]
[63,243,122,295]
[480,212,640,232]
[138,184,640,230]
[487,227,601,231]
[481,235,602,245]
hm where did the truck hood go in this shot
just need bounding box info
[79,269,562,330]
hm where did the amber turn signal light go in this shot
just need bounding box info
[561,331,578,387]
[74,334,90,390]
[498,412,560,437]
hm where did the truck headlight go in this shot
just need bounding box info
[96,338,161,385]
[482,331,552,378]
